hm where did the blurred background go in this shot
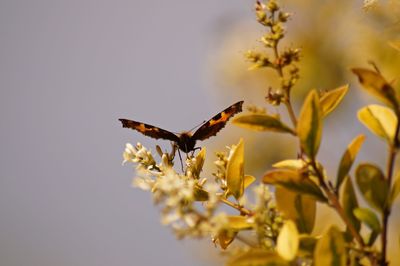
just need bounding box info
[1,0,400,265]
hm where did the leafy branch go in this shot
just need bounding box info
[121,1,400,265]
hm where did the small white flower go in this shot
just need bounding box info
[183,213,197,228]
[204,182,220,208]
[132,177,154,191]
[252,184,272,210]
[161,211,181,225]
[123,143,136,163]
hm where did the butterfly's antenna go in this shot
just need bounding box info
[188,120,206,132]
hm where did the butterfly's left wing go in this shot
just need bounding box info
[192,101,243,141]
[119,119,180,142]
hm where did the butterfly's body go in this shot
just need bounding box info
[176,132,196,153]
[119,101,243,154]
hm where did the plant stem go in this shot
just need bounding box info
[381,117,400,266]
[218,196,253,216]
[284,100,298,127]
[310,161,366,248]
[272,41,298,127]
[381,210,390,266]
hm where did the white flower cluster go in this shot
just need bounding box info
[124,143,225,238]
[123,143,156,170]
[213,152,228,190]
[252,183,272,211]
[122,141,282,248]
[250,184,282,248]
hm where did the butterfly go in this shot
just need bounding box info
[119,101,243,154]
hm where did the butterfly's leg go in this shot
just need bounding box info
[191,147,202,156]
[177,149,184,172]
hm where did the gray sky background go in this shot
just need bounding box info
[0,1,250,265]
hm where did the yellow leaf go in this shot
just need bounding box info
[275,187,316,234]
[227,215,253,230]
[244,175,256,189]
[214,216,252,250]
[320,85,349,117]
[340,177,361,239]
[389,40,400,52]
[352,68,398,108]
[263,170,327,202]
[226,138,245,200]
[193,185,209,201]
[216,230,237,249]
[336,134,365,190]
[277,220,299,261]
[356,163,389,213]
[353,208,381,232]
[358,105,397,143]
[314,227,347,266]
[297,90,323,159]
[298,235,318,256]
[191,147,206,179]
[273,159,306,170]
[233,114,295,135]
[227,249,289,266]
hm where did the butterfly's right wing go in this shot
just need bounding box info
[192,101,243,141]
[119,119,180,142]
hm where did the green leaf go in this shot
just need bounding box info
[233,114,295,135]
[277,220,299,261]
[226,215,254,230]
[227,249,289,266]
[275,187,316,234]
[340,177,361,239]
[273,159,306,170]
[353,208,381,232]
[336,135,366,190]
[226,138,245,200]
[358,105,397,143]
[297,90,323,159]
[352,68,398,108]
[263,170,327,202]
[389,172,400,207]
[314,227,347,266]
[355,163,389,212]
[320,85,349,117]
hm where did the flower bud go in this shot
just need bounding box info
[266,0,279,12]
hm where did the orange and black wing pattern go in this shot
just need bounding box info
[192,101,243,141]
[119,119,180,142]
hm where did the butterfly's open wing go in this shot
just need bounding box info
[192,101,243,141]
[119,119,180,142]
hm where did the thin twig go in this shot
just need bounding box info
[284,100,298,127]
[218,196,253,216]
[381,116,400,266]
[310,161,365,248]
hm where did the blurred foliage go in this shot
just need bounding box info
[121,0,400,265]
[208,0,400,174]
